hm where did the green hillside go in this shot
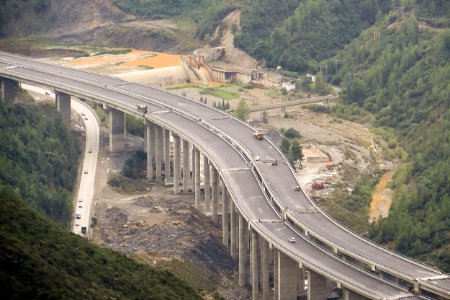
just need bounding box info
[0,99,200,299]
[0,190,200,299]
[331,4,450,271]
[0,100,80,227]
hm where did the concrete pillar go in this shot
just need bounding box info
[342,288,366,300]
[191,145,195,184]
[211,166,218,224]
[182,139,190,193]
[222,182,229,247]
[298,267,305,295]
[204,156,210,211]
[146,122,155,180]
[261,239,270,300]
[277,251,298,300]
[251,230,260,300]
[164,129,170,181]
[274,249,278,300]
[0,77,18,102]
[307,269,334,300]
[194,147,201,209]
[55,92,71,125]
[239,214,248,287]
[230,200,238,258]
[154,125,163,182]
[109,108,126,152]
[173,134,181,194]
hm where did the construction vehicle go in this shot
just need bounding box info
[254,132,264,140]
[136,104,148,113]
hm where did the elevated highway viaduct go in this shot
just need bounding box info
[0,51,449,299]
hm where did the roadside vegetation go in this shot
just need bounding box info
[0,99,80,227]
[279,127,303,165]
[332,4,450,271]
[0,191,200,299]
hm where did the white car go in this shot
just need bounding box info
[84,170,88,174]
[255,156,260,161]
[288,237,296,243]
[78,198,83,202]
[76,213,81,219]
[75,220,80,226]
[81,112,86,116]
[78,204,82,208]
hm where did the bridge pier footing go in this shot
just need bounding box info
[0,77,18,102]
[204,156,210,211]
[173,134,181,194]
[109,107,126,152]
[55,91,71,126]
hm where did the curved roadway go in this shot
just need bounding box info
[1,51,448,298]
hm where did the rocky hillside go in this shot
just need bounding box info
[0,0,199,52]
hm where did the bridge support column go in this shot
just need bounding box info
[298,267,305,295]
[273,249,278,299]
[203,156,210,211]
[191,146,195,185]
[146,122,155,180]
[222,182,229,247]
[307,269,333,300]
[55,92,71,126]
[109,108,126,152]
[342,288,365,300]
[239,214,248,287]
[230,200,238,258]
[164,129,171,182]
[173,134,181,194]
[194,147,201,209]
[211,166,218,224]
[182,139,190,193]
[1,77,18,102]
[261,239,270,300]
[155,125,163,182]
[251,230,260,300]
[277,250,298,300]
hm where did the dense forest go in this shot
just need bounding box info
[236,0,390,71]
[0,100,80,227]
[330,3,450,271]
[0,99,200,298]
[0,191,200,299]
[237,0,450,273]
